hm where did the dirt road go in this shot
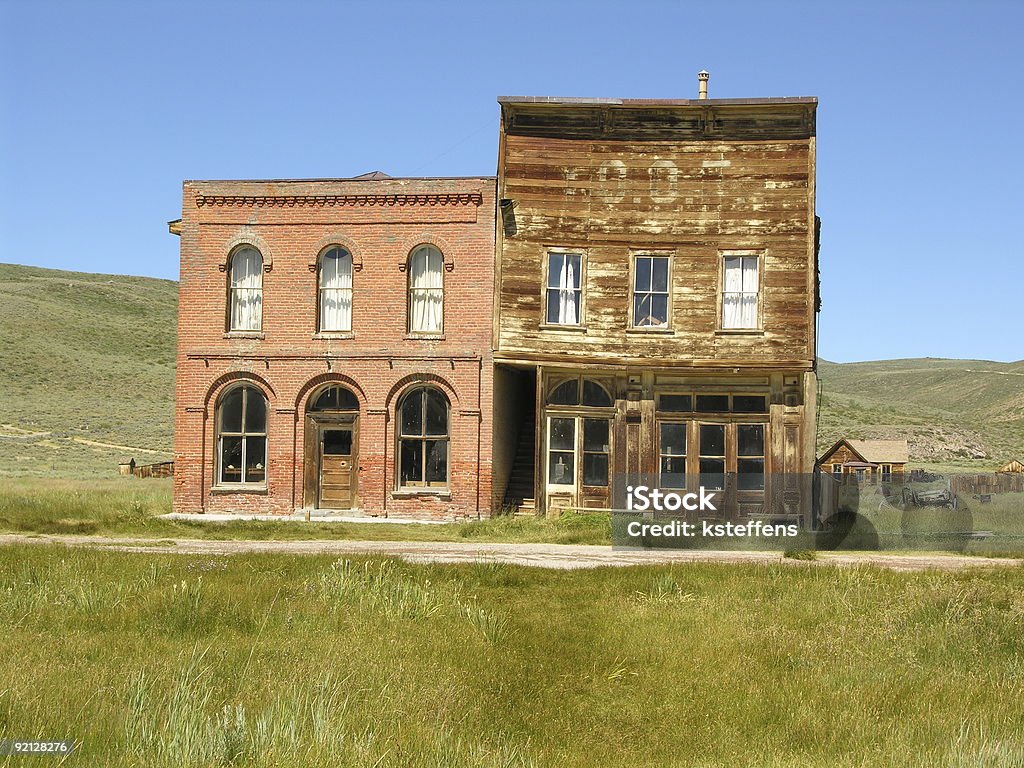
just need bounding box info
[0,534,1018,571]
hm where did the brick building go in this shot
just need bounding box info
[169,174,497,519]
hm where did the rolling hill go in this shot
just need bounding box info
[0,263,1020,477]
[0,263,177,476]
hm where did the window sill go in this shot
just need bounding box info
[392,489,451,500]
[715,329,764,336]
[210,484,268,495]
[626,326,674,335]
[224,332,265,340]
[539,323,587,333]
[313,332,354,340]
[404,333,445,341]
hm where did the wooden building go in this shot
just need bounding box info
[492,91,821,525]
[997,459,1024,474]
[817,439,909,484]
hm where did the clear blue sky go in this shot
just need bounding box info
[1,0,1021,363]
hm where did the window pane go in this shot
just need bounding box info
[425,390,448,436]
[323,430,352,456]
[699,424,725,457]
[732,395,767,413]
[410,287,443,333]
[738,458,765,490]
[548,380,579,406]
[660,456,686,489]
[651,257,669,292]
[410,246,442,288]
[401,392,423,436]
[399,439,423,485]
[633,294,651,326]
[583,453,609,487]
[635,257,652,292]
[245,437,266,483]
[548,451,574,485]
[425,440,448,485]
[320,287,352,332]
[723,257,742,292]
[660,423,686,456]
[547,254,563,289]
[549,417,575,451]
[220,389,243,433]
[699,459,725,491]
[696,395,729,413]
[659,394,692,412]
[583,419,608,452]
[231,248,262,288]
[738,424,765,457]
[582,380,613,407]
[244,389,266,433]
[546,289,561,324]
[649,294,668,326]
[567,254,582,289]
[220,436,243,483]
[321,249,352,289]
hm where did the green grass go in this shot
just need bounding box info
[0,478,612,545]
[0,263,176,477]
[1,545,1023,766]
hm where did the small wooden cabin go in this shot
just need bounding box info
[998,459,1024,474]
[818,439,908,484]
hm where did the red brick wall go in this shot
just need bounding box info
[173,177,497,520]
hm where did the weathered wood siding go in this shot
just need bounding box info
[496,102,817,368]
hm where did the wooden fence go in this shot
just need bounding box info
[949,473,1024,496]
[118,459,175,479]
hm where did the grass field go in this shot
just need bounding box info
[1,545,1023,767]
[0,478,611,546]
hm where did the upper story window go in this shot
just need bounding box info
[319,247,353,333]
[632,255,670,328]
[545,251,583,326]
[408,245,443,334]
[721,254,760,330]
[229,247,263,332]
[216,384,267,486]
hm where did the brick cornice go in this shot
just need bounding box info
[195,193,483,209]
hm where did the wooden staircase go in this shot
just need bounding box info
[504,409,537,515]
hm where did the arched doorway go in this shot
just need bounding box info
[305,384,360,510]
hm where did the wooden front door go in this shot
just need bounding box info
[318,425,356,509]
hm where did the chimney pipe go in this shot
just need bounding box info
[698,70,709,100]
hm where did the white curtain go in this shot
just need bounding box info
[230,248,263,331]
[320,248,353,331]
[723,256,758,329]
[409,245,443,332]
[557,255,578,325]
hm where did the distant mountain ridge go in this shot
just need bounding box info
[816,358,1024,472]
[0,263,1020,476]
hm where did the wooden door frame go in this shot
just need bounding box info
[303,412,359,510]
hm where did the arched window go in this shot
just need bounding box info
[397,386,449,488]
[217,384,267,485]
[229,247,263,332]
[319,247,353,332]
[308,384,359,412]
[408,245,443,334]
[547,378,613,408]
